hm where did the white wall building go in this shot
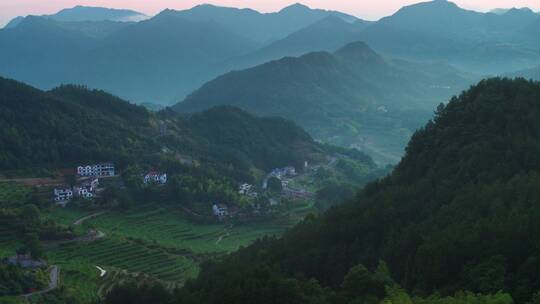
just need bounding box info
[77,163,115,177]
[74,186,94,199]
[54,188,73,202]
[239,183,258,197]
[212,204,228,218]
[143,172,167,184]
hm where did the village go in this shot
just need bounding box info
[213,163,316,220]
[52,163,167,206]
[49,160,316,222]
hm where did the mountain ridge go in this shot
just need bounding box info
[175,41,476,164]
[4,5,148,29]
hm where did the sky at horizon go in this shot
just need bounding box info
[1,0,539,27]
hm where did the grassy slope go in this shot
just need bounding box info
[41,201,317,300]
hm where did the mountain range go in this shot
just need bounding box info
[0,3,364,104]
[175,42,476,164]
[1,1,540,106]
[4,6,148,28]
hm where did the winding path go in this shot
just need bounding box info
[73,211,107,226]
[22,266,59,298]
[215,224,233,244]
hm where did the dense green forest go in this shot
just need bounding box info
[0,78,155,171]
[0,77,341,181]
[106,78,540,303]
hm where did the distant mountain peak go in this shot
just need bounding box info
[334,41,384,64]
[491,7,534,15]
[279,3,312,13]
[191,4,221,10]
[505,7,535,16]
[398,0,462,13]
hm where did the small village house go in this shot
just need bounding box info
[74,186,94,199]
[143,171,167,184]
[54,187,73,202]
[53,177,99,202]
[270,166,296,179]
[239,183,258,198]
[77,163,115,177]
[212,203,229,218]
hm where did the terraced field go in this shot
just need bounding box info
[49,237,198,284]
[43,201,317,300]
[64,206,304,254]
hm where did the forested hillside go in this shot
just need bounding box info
[0,77,362,181]
[0,78,155,170]
[145,78,540,304]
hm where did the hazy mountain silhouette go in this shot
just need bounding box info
[0,11,259,103]
[351,1,540,73]
[175,42,476,163]
[0,3,365,104]
[223,16,372,71]
[5,6,147,29]
[169,3,360,43]
[378,0,537,40]
[1,1,539,105]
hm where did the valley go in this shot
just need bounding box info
[2,1,540,303]
[0,78,383,302]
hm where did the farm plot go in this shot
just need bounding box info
[48,237,198,284]
[76,206,296,254]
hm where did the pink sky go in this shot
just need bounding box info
[1,0,539,27]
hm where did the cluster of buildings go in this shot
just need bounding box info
[263,166,297,190]
[143,171,167,185]
[54,163,116,203]
[269,166,296,179]
[54,177,99,202]
[238,183,258,198]
[77,163,115,177]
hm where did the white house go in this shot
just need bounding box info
[80,178,99,191]
[144,171,167,184]
[74,186,94,199]
[54,188,73,202]
[212,204,228,218]
[239,183,258,198]
[77,163,115,177]
[270,166,296,179]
